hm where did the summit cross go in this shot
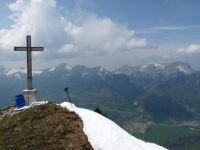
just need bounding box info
[14,35,44,90]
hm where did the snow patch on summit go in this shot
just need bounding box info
[5,68,26,76]
[98,67,111,76]
[49,67,55,72]
[154,64,165,69]
[176,66,190,74]
[33,70,42,75]
[65,65,72,71]
[4,67,42,78]
[99,67,104,72]
[141,65,148,70]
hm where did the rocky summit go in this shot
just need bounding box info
[0,104,93,150]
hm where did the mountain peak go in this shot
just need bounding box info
[5,67,26,76]
[54,63,72,71]
[46,63,72,73]
[114,62,194,75]
[3,67,42,78]
[166,62,194,74]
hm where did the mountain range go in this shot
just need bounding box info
[0,62,200,124]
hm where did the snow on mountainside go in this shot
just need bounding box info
[2,62,194,79]
[2,63,72,78]
[65,65,72,71]
[49,67,55,72]
[4,67,42,79]
[114,62,194,75]
[61,102,168,150]
[43,63,72,73]
[5,67,26,76]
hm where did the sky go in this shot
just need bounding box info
[0,0,200,70]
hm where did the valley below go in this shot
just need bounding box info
[124,121,200,150]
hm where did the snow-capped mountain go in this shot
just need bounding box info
[4,67,26,79]
[61,102,167,150]
[3,67,42,79]
[1,62,200,125]
[113,62,194,75]
[3,62,193,80]
[0,62,197,108]
[113,62,195,88]
[43,63,72,73]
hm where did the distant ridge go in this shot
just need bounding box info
[113,62,194,75]
[0,62,195,77]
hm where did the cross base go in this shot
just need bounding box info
[22,89,39,105]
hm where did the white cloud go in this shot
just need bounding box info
[0,0,68,50]
[61,16,147,55]
[151,26,189,31]
[178,44,200,54]
[136,25,200,34]
[0,0,147,59]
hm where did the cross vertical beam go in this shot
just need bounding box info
[27,36,33,90]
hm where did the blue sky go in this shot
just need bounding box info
[0,0,200,70]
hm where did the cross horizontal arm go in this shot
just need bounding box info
[31,47,44,51]
[14,47,44,51]
[14,47,26,51]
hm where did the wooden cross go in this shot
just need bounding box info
[14,35,44,90]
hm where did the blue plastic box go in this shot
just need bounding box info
[15,94,26,108]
